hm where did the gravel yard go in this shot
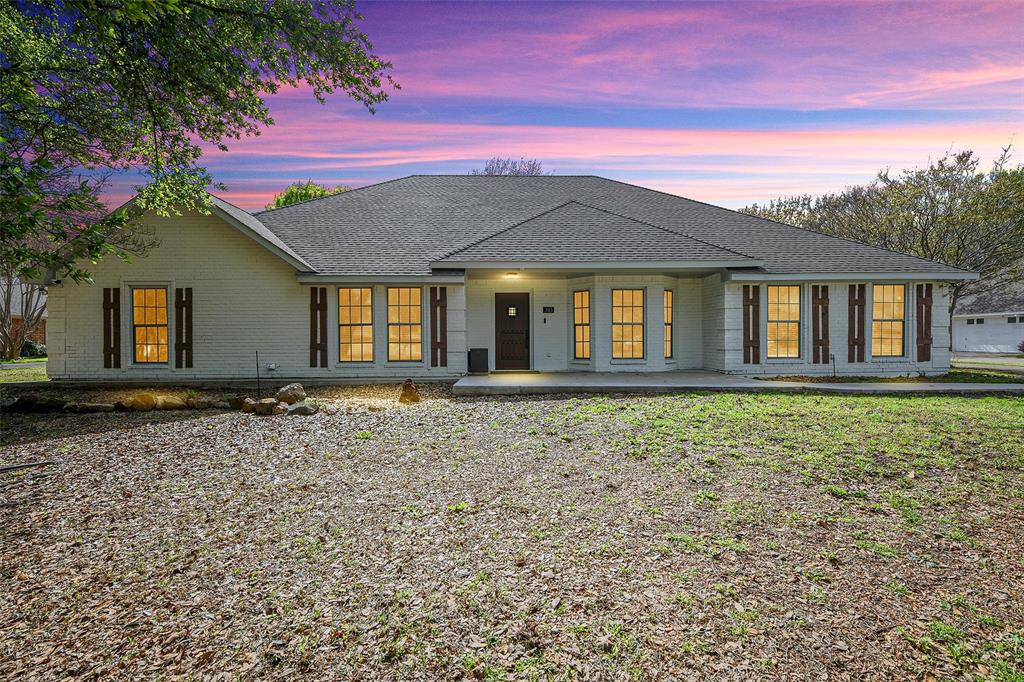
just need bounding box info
[2,385,1022,680]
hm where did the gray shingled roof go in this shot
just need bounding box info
[253,175,975,277]
[955,280,1024,315]
[435,201,757,265]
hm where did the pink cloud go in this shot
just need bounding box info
[363,1,1024,110]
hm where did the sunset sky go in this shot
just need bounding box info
[171,0,1022,210]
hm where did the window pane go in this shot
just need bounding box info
[131,288,169,364]
[573,290,591,360]
[871,285,905,356]
[386,288,422,361]
[339,287,374,362]
[766,286,800,358]
[611,289,644,359]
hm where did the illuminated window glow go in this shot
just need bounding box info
[573,290,590,360]
[132,288,168,363]
[663,290,674,359]
[611,289,644,359]
[339,287,373,362]
[387,287,422,361]
[767,285,801,358]
[872,284,905,357]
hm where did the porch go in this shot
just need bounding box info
[451,370,1024,396]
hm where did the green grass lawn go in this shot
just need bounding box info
[0,364,48,383]
[767,367,1022,383]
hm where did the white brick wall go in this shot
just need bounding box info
[701,273,726,371]
[48,211,466,381]
[720,280,952,376]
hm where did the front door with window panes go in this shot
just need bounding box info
[495,292,530,370]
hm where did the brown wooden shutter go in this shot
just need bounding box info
[174,287,194,368]
[848,284,866,363]
[309,287,327,368]
[811,285,830,364]
[102,287,121,368]
[430,286,448,367]
[916,283,933,362]
[742,285,760,364]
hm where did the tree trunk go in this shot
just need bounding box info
[0,272,47,360]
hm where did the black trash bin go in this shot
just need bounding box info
[468,348,489,374]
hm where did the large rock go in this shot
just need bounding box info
[398,379,422,404]
[254,398,279,416]
[228,395,249,410]
[185,397,213,410]
[64,402,115,413]
[8,395,65,413]
[287,402,318,416]
[211,400,231,410]
[275,383,306,405]
[241,397,257,413]
[154,395,186,410]
[272,401,288,415]
[125,393,157,411]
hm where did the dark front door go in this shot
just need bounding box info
[495,292,530,370]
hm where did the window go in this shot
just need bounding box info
[132,287,168,363]
[663,290,674,359]
[611,289,644,359]
[766,285,800,358]
[339,287,373,362]
[967,318,975,325]
[872,284,905,357]
[1009,316,1018,324]
[387,287,422,361]
[977,318,985,325]
[573,290,591,360]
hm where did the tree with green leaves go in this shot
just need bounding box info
[1,0,394,283]
[265,180,351,210]
[741,149,1024,315]
[470,157,549,176]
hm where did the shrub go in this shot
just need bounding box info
[20,340,47,358]
[1018,338,1024,354]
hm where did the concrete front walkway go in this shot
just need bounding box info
[452,371,1024,396]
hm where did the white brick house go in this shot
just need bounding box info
[46,176,976,382]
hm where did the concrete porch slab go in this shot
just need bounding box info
[452,371,1024,396]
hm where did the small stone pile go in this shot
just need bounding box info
[229,383,318,417]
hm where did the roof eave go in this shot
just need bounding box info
[722,271,979,282]
[431,259,763,270]
[296,272,466,284]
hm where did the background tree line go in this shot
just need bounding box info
[740,148,1024,316]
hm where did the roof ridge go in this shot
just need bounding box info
[594,176,975,274]
[255,175,415,215]
[572,200,759,261]
[210,193,261,217]
[433,200,578,261]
